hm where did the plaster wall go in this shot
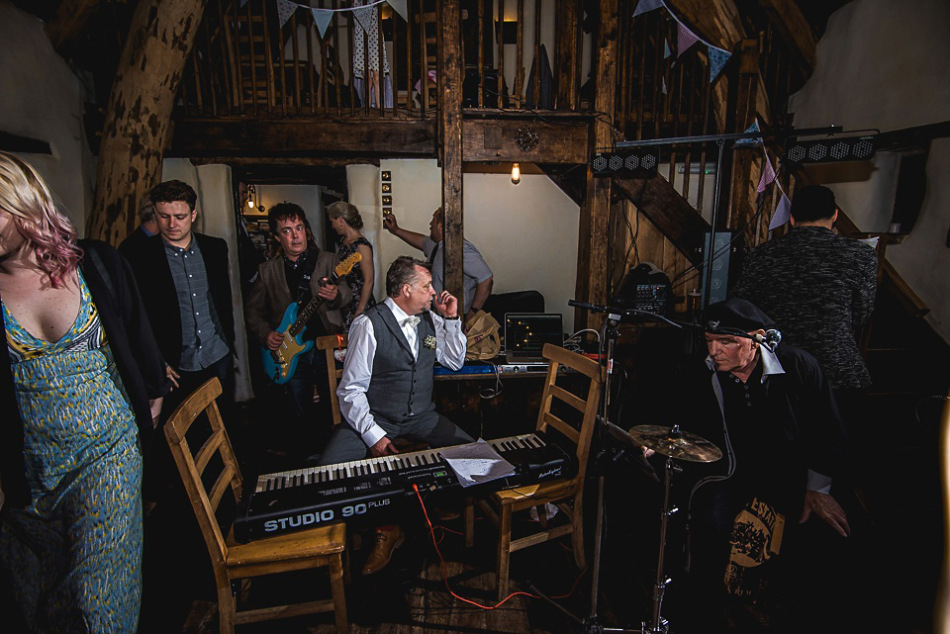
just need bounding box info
[254,184,327,249]
[0,2,94,233]
[370,158,580,332]
[786,0,950,340]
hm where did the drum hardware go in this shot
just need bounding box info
[627,424,722,633]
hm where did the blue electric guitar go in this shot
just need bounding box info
[262,252,361,384]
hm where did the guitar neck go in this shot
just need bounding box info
[287,272,341,336]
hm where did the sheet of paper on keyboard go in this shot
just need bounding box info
[439,439,516,487]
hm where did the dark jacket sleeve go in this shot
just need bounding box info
[80,240,170,427]
[775,344,848,479]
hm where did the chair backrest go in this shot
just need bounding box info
[164,377,243,567]
[315,333,348,426]
[537,343,604,479]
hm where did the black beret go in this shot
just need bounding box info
[704,298,774,333]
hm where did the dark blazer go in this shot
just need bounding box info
[0,240,169,508]
[124,232,235,367]
[117,225,154,260]
[244,249,352,346]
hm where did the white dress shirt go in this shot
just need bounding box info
[338,297,466,448]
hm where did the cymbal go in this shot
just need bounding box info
[628,425,723,463]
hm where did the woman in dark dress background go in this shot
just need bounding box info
[328,201,376,329]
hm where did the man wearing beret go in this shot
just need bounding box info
[667,298,851,627]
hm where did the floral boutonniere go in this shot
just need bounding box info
[423,335,437,350]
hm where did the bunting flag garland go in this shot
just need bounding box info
[352,3,375,33]
[734,120,762,148]
[271,0,398,37]
[387,0,408,22]
[769,192,792,230]
[311,9,334,38]
[757,150,776,193]
[276,0,296,28]
[707,47,731,82]
[633,0,733,84]
[676,22,699,58]
[633,0,665,17]
[663,39,671,59]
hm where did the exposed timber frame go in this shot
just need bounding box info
[87,0,208,245]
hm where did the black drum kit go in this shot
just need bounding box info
[621,423,722,634]
[554,301,725,634]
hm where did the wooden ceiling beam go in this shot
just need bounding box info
[45,0,104,53]
[758,0,817,68]
[169,118,438,157]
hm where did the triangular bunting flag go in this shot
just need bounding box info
[352,4,375,34]
[662,77,668,94]
[734,121,762,148]
[240,0,249,7]
[387,0,408,22]
[634,0,664,17]
[708,47,731,82]
[312,8,334,38]
[677,22,699,58]
[275,0,296,28]
[769,193,792,230]
[757,154,776,193]
[664,39,671,59]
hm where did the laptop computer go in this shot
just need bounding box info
[504,313,564,363]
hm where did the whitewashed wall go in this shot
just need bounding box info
[254,184,326,248]
[367,158,580,332]
[787,0,950,341]
[0,2,94,233]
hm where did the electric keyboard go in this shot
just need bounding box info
[233,433,573,543]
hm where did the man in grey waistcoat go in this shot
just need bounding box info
[318,256,472,574]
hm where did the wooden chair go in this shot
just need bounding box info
[315,332,427,453]
[315,333,348,426]
[465,343,604,599]
[164,377,348,634]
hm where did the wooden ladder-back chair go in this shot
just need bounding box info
[164,377,348,634]
[465,343,604,599]
[315,333,426,453]
[316,334,348,426]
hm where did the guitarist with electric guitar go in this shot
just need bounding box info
[245,203,355,432]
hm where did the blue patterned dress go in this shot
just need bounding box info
[0,270,142,632]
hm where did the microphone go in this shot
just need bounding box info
[752,329,782,351]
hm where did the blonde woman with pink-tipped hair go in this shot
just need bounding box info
[0,152,168,631]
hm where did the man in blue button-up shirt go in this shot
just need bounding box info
[124,180,236,421]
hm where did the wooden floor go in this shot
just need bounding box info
[144,484,592,634]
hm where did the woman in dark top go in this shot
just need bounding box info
[0,152,167,631]
[328,201,376,328]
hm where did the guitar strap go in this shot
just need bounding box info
[294,250,320,305]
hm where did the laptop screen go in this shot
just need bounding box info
[504,313,563,355]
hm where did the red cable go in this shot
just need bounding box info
[412,484,586,609]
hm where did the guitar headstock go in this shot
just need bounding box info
[334,252,362,279]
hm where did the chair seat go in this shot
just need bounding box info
[493,477,580,506]
[226,522,346,568]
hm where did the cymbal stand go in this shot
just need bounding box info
[525,308,638,633]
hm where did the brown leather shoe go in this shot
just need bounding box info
[362,526,404,575]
